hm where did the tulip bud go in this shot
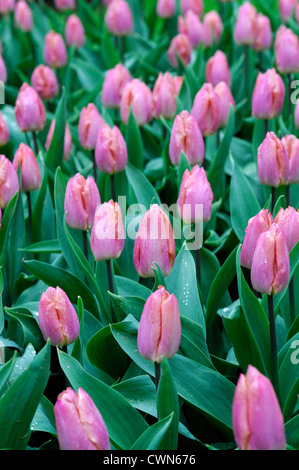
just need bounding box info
[105,0,133,37]
[279,0,297,23]
[31,64,59,101]
[274,206,299,252]
[54,0,76,10]
[275,25,299,75]
[0,154,19,208]
[178,10,204,49]
[90,200,125,261]
[169,110,205,166]
[44,30,68,69]
[234,1,257,46]
[252,14,272,52]
[64,173,101,231]
[54,387,110,451]
[15,83,46,133]
[167,33,192,69]
[120,79,153,126]
[137,286,181,364]
[180,0,203,17]
[205,50,231,87]
[0,0,15,15]
[0,112,9,147]
[95,123,127,175]
[251,223,290,295]
[38,286,80,347]
[45,119,73,161]
[65,14,85,48]
[281,134,299,184]
[14,0,33,32]
[257,132,289,188]
[191,82,221,137]
[252,69,285,121]
[202,11,223,47]
[78,103,105,151]
[101,63,132,109]
[0,55,7,83]
[177,165,213,224]
[232,365,286,450]
[214,81,235,128]
[156,0,176,18]
[13,143,41,193]
[152,72,183,120]
[240,209,273,269]
[133,204,176,278]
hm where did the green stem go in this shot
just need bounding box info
[26,191,32,245]
[82,230,88,261]
[289,277,296,326]
[92,149,97,182]
[110,174,116,201]
[154,361,161,393]
[32,131,39,155]
[268,294,280,402]
[286,184,290,207]
[106,259,117,323]
[271,186,276,214]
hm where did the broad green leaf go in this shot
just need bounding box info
[130,413,174,451]
[125,163,161,210]
[126,109,144,170]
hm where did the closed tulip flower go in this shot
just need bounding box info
[44,30,68,69]
[281,134,299,184]
[31,64,59,101]
[214,81,235,128]
[232,365,286,450]
[78,103,105,151]
[13,143,41,193]
[251,223,290,295]
[177,165,213,224]
[0,154,19,209]
[90,200,125,261]
[101,63,132,109]
[169,110,205,166]
[202,11,223,47]
[0,55,7,83]
[120,79,153,126]
[156,0,176,18]
[180,0,203,17]
[191,82,221,137]
[279,0,297,22]
[257,132,289,188]
[234,1,257,46]
[178,10,204,49]
[274,206,299,252]
[0,0,15,14]
[14,0,33,32]
[205,50,231,87]
[167,33,191,69]
[105,0,133,37]
[252,14,272,52]
[54,0,76,10]
[137,286,181,364]
[95,123,127,174]
[45,119,72,161]
[38,286,80,347]
[252,69,285,120]
[275,25,299,75]
[15,83,46,132]
[152,72,183,120]
[64,173,101,231]
[133,204,176,278]
[65,14,85,48]
[54,387,110,451]
[240,209,273,269]
[0,112,9,147]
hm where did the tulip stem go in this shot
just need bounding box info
[264,119,268,136]
[244,46,250,107]
[110,174,116,201]
[286,184,290,206]
[92,150,97,182]
[154,362,161,393]
[288,73,292,123]
[26,191,32,245]
[267,294,280,402]
[82,230,88,261]
[289,277,296,325]
[106,259,117,323]
[271,186,276,213]
[32,131,39,155]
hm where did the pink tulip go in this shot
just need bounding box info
[169,110,205,166]
[90,200,125,261]
[44,30,68,69]
[0,0,15,14]
[133,204,176,278]
[234,1,257,46]
[95,123,127,174]
[180,0,203,17]
[177,165,213,224]
[191,82,221,137]
[257,132,289,188]
[240,209,273,269]
[281,134,299,184]
[274,206,299,252]
[0,112,9,146]
[0,154,19,208]
[13,143,41,193]
[251,223,290,295]
[120,79,153,126]
[156,0,176,18]
[152,72,183,120]
[202,11,223,47]
[78,103,105,151]
[178,10,204,49]
[205,50,231,87]
[45,119,72,161]
[252,14,272,52]
[64,173,101,231]
[137,286,181,364]
[105,0,133,37]
[15,83,46,133]
[54,0,76,10]
[275,25,299,75]
[101,63,132,109]
[0,55,7,83]
[252,69,285,120]
[167,33,192,69]
[38,286,80,347]
[232,365,286,450]
[14,0,33,32]
[279,0,297,22]
[214,81,235,128]
[65,14,85,48]
[31,64,59,101]
[54,387,110,451]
